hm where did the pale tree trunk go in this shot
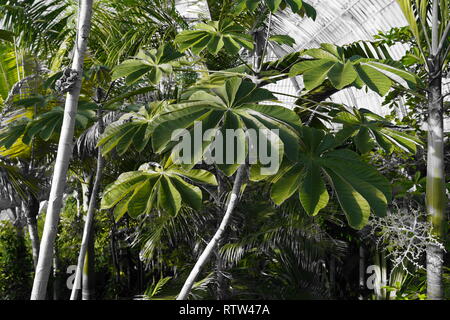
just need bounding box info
[380,251,387,300]
[70,108,104,300]
[30,0,94,300]
[373,251,387,300]
[425,58,444,301]
[426,0,446,300]
[82,229,95,300]
[425,67,445,299]
[177,164,246,300]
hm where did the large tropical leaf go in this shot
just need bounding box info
[112,44,183,85]
[174,20,254,55]
[290,43,419,95]
[0,99,96,148]
[237,0,317,18]
[333,108,422,154]
[151,77,301,176]
[98,101,166,156]
[268,127,392,229]
[100,163,217,220]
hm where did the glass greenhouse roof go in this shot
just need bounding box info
[176,0,450,129]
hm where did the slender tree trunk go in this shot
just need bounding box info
[82,229,95,300]
[425,71,445,299]
[23,196,40,268]
[358,245,365,300]
[108,208,121,286]
[426,0,446,299]
[380,251,387,300]
[214,170,229,300]
[30,0,94,300]
[373,253,381,300]
[215,238,229,300]
[70,107,104,300]
[177,164,246,300]
[52,246,61,300]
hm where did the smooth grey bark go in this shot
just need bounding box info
[380,251,387,300]
[425,0,447,300]
[30,0,94,300]
[82,228,95,300]
[177,165,246,300]
[425,62,445,300]
[70,108,104,300]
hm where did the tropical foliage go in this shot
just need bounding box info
[0,0,448,303]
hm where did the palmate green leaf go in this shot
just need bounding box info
[101,171,149,209]
[5,100,96,146]
[322,150,389,218]
[270,163,303,205]
[302,61,336,90]
[323,149,392,202]
[127,179,154,218]
[325,169,371,229]
[101,164,216,220]
[99,101,167,156]
[379,128,421,153]
[328,61,357,89]
[290,43,418,96]
[170,176,202,210]
[152,77,301,176]
[299,162,329,216]
[112,60,151,84]
[175,20,253,56]
[354,127,375,154]
[240,0,316,18]
[353,63,392,96]
[268,127,391,229]
[170,168,218,186]
[157,176,181,216]
[112,44,183,85]
[333,108,422,154]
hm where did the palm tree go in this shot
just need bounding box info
[31,0,94,300]
[396,0,450,300]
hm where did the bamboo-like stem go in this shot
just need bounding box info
[70,106,104,300]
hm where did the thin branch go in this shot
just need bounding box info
[257,11,272,73]
[436,22,450,57]
[431,0,440,55]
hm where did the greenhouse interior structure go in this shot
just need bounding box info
[0,0,449,302]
